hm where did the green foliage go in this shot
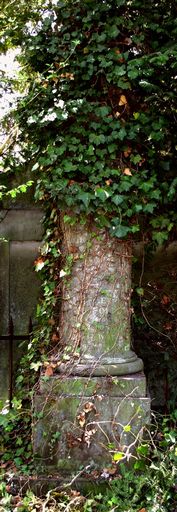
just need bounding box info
[0,3,177,502]
[0,181,33,200]
[2,0,176,241]
[1,415,177,511]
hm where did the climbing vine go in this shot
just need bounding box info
[0,0,176,367]
[4,0,176,246]
[0,0,177,471]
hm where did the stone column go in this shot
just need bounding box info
[33,217,150,474]
[59,217,143,376]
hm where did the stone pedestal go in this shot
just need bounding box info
[33,219,150,473]
[34,374,150,472]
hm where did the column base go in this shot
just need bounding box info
[58,351,144,376]
[33,373,150,475]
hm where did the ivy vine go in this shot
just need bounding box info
[2,0,174,245]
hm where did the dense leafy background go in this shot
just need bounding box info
[2,0,176,243]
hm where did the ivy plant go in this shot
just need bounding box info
[2,0,175,244]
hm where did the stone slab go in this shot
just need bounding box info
[0,209,43,241]
[10,241,41,334]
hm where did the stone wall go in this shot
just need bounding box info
[0,205,43,402]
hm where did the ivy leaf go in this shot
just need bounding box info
[95,188,110,201]
[112,225,130,238]
[117,128,127,140]
[136,287,144,296]
[78,191,92,207]
[112,194,124,205]
[107,25,120,38]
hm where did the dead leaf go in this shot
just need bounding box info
[96,395,103,401]
[66,432,81,448]
[34,257,45,271]
[123,168,132,176]
[163,322,173,331]
[139,509,147,512]
[48,318,55,326]
[124,147,132,157]
[119,95,127,106]
[124,37,132,45]
[60,72,74,80]
[84,428,97,447]
[51,333,59,343]
[114,49,124,63]
[161,295,170,305]
[41,81,49,88]
[70,490,81,497]
[83,402,96,413]
[105,179,113,186]
[77,412,86,428]
[45,365,53,377]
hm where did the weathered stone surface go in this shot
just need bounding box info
[0,241,10,401]
[33,374,150,473]
[0,340,9,402]
[0,209,43,241]
[0,236,41,402]
[59,219,143,375]
[39,374,147,397]
[10,241,41,334]
[0,241,9,335]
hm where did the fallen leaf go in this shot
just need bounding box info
[123,168,132,176]
[119,95,127,106]
[163,322,173,331]
[66,432,81,448]
[45,366,53,377]
[124,147,132,157]
[161,295,170,305]
[105,179,113,186]
[114,49,124,63]
[124,37,132,45]
[60,72,74,79]
[83,402,96,413]
[77,412,86,428]
[84,428,97,447]
[71,490,81,497]
[48,318,55,326]
[51,333,59,343]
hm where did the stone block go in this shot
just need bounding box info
[10,241,41,334]
[0,240,41,402]
[0,209,43,241]
[0,241,9,334]
[33,374,150,473]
